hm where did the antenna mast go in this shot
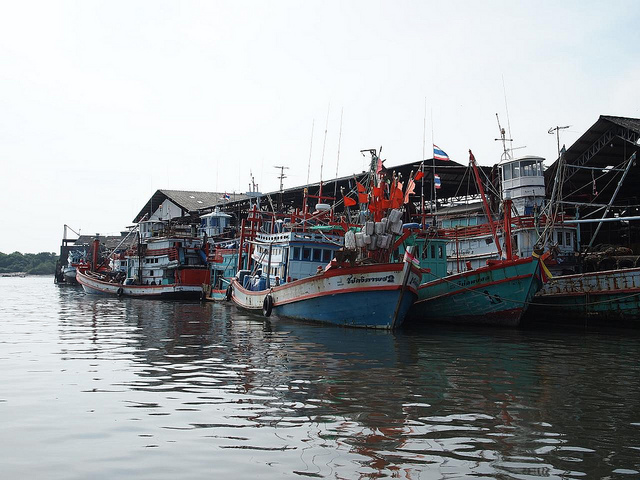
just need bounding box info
[306,120,314,184]
[334,108,343,200]
[495,113,513,162]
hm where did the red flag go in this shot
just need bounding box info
[391,181,404,208]
[414,171,424,181]
[357,182,366,193]
[343,195,356,207]
[358,193,369,204]
[469,149,476,162]
[404,178,415,204]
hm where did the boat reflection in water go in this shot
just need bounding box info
[49,287,640,479]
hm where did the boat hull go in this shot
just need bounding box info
[528,267,640,325]
[77,271,202,300]
[409,257,542,327]
[229,263,421,329]
[62,268,78,283]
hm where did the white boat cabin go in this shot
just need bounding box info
[242,231,343,290]
[123,220,208,285]
[199,209,232,238]
[499,156,546,216]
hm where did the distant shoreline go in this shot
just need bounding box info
[0,272,45,277]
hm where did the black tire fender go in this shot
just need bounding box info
[117,287,124,297]
[262,294,273,317]
[225,285,233,301]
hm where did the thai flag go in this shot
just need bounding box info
[433,144,450,161]
[403,249,420,267]
[221,193,230,201]
[434,174,441,189]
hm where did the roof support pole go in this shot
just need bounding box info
[586,151,637,250]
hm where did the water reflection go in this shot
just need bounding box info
[4,277,639,479]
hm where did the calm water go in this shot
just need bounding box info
[1,276,639,479]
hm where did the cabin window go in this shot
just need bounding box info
[292,247,301,260]
[438,246,444,259]
[512,163,520,178]
[313,248,322,262]
[149,270,154,276]
[522,160,537,176]
[556,231,564,245]
[431,245,436,259]
[322,249,333,262]
[503,165,512,180]
[302,247,311,261]
[566,232,572,246]
[422,243,429,259]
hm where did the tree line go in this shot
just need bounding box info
[0,252,58,275]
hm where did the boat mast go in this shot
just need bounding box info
[469,149,503,258]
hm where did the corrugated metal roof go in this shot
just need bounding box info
[208,157,493,217]
[133,189,248,223]
[73,233,133,250]
[544,115,640,204]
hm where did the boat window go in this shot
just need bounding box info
[150,270,154,276]
[313,248,322,262]
[503,164,512,180]
[556,231,564,245]
[302,247,311,261]
[422,243,429,259]
[431,245,436,259]
[537,162,543,176]
[322,249,332,262]
[292,246,301,260]
[566,232,572,246]
[438,245,444,259]
[521,160,537,176]
[512,163,520,178]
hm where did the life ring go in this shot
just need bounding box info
[262,294,273,317]
[117,287,124,297]
[225,285,233,301]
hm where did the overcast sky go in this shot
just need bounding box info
[1,1,639,254]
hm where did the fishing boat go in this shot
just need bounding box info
[61,249,86,284]
[409,249,544,326]
[77,219,210,299]
[227,226,421,328]
[529,266,640,325]
[226,152,422,329]
[399,149,547,326]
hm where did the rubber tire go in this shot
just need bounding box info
[262,294,273,317]
[225,286,233,301]
[117,287,124,297]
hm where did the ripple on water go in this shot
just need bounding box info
[1,277,640,479]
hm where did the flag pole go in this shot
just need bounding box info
[431,109,437,220]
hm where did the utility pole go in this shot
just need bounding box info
[274,165,289,192]
[548,125,571,157]
[274,165,289,211]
